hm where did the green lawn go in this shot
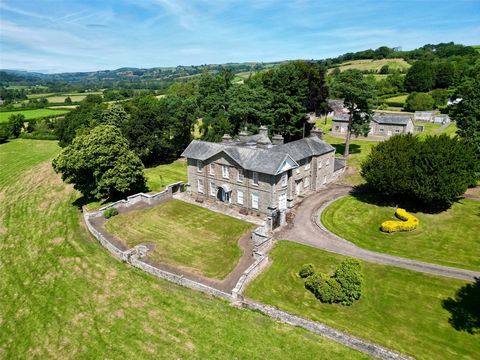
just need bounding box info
[0,139,366,359]
[329,58,410,73]
[144,160,188,192]
[384,94,408,105]
[105,200,254,279]
[246,241,480,360]
[0,108,70,123]
[322,195,480,271]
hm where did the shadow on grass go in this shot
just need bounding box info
[442,278,480,334]
[350,185,460,214]
[331,143,361,155]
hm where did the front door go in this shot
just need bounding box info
[217,187,231,203]
[217,187,224,202]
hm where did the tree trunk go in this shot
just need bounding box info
[344,113,353,158]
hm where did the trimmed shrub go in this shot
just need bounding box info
[334,259,363,305]
[299,263,315,278]
[304,259,363,306]
[103,207,119,219]
[381,208,419,233]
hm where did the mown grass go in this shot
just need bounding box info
[105,200,254,279]
[0,139,367,359]
[321,195,480,271]
[144,160,188,192]
[246,241,480,360]
[0,108,70,123]
[384,94,408,105]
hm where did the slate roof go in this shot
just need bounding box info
[372,113,412,126]
[332,113,350,122]
[181,136,335,175]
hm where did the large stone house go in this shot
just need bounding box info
[331,112,415,138]
[181,126,343,217]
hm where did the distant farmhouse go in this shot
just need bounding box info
[181,126,344,218]
[332,112,415,138]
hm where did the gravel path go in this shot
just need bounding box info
[275,184,480,281]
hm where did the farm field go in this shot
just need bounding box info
[0,139,366,359]
[329,58,411,73]
[105,200,254,279]
[322,195,480,271]
[384,94,408,106]
[246,241,480,360]
[144,160,188,192]
[0,108,70,123]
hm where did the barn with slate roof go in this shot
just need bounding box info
[181,126,343,216]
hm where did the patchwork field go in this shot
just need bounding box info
[0,108,70,123]
[246,241,480,360]
[321,195,480,271]
[329,58,411,73]
[105,200,254,279]
[0,139,367,359]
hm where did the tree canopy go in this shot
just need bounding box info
[52,125,147,200]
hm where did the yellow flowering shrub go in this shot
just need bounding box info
[381,208,419,233]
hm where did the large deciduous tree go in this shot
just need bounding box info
[52,125,146,200]
[404,61,436,92]
[7,113,25,138]
[331,69,376,158]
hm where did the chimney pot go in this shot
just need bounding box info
[222,133,232,143]
[272,134,284,145]
[310,127,324,140]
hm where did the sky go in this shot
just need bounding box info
[0,0,479,73]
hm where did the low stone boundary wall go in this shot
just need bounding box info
[88,182,184,218]
[240,300,411,360]
[231,255,269,298]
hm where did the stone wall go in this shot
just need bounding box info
[240,300,411,360]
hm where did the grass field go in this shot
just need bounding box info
[246,241,480,360]
[0,108,70,123]
[329,58,410,73]
[144,160,188,192]
[322,195,480,271]
[0,139,366,359]
[384,94,408,105]
[106,200,254,279]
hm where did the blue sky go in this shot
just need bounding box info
[0,0,479,73]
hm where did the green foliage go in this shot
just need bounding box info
[334,259,363,305]
[103,207,119,219]
[52,125,147,200]
[303,259,363,306]
[361,134,478,209]
[449,65,480,152]
[7,113,25,138]
[299,263,315,278]
[330,69,376,157]
[430,89,450,107]
[379,64,389,74]
[0,124,9,143]
[64,96,72,104]
[404,92,435,111]
[98,105,128,127]
[404,61,436,92]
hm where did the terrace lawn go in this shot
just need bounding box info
[246,241,480,360]
[321,195,480,271]
[144,160,188,192]
[105,200,255,279]
[0,108,70,123]
[0,139,366,359]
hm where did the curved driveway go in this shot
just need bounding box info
[275,185,480,281]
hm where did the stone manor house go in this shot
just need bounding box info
[181,126,344,219]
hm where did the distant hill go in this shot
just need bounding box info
[328,58,410,73]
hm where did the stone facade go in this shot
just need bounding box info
[183,128,338,216]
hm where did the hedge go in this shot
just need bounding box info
[381,208,419,233]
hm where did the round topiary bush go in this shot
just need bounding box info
[103,207,119,219]
[299,263,315,278]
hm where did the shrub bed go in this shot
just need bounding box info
[381,208,419,233]
[301,259,363,306]
[103,207,119,219]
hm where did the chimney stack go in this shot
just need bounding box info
[258,125,268,137]
[310,127,324,140]
[239,129,249,141]
[272,134,284,145]
[222,133,232,143]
